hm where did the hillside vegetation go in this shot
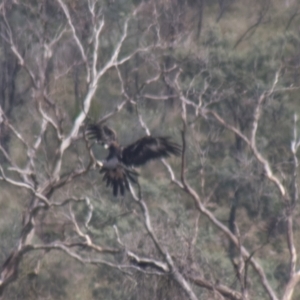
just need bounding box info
[0,0,300,299]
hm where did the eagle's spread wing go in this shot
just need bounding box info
[85,124,180,196]
[122,136,181,166]
[100,165,138,196]
[85,124,116,144]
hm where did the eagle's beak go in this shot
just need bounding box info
[96,160,103,168]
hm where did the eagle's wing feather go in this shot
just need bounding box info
[122,136,181,166]
[85,124,116,143]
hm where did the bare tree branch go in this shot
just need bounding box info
[282,114,300,300]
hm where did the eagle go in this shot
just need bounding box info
[85,123,181,196]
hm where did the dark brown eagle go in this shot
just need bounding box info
[86,123,181,196]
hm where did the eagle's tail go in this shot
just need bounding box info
[100,166,139,196]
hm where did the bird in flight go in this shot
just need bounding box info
[86,123,181,196]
